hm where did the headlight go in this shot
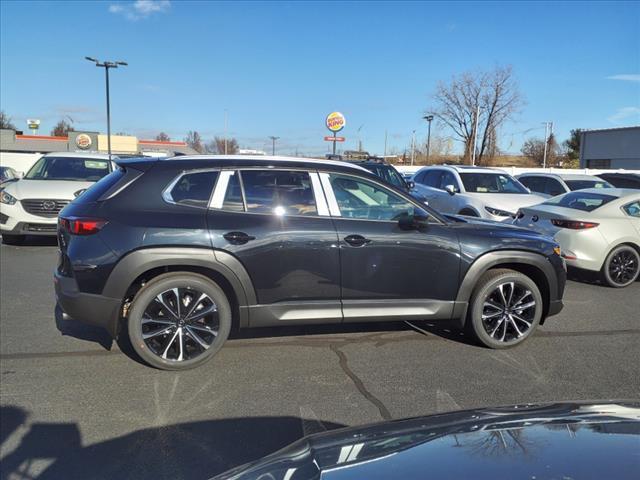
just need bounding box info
[0,190,17,205]
[485,206,513,217]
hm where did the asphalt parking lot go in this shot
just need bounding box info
[1,238,639,479]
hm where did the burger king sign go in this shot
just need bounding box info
[325,112,346,133]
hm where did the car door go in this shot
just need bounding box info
[414,169,443,209]
[321,171,460,322]
[207,168,342,324]
[434,170,461,214]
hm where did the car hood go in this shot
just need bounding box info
[215,402,640,480]
[1,179,95,200]
[465,193,545,213]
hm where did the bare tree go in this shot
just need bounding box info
[205,136,239,154]
[0,111,16,130]
[184,131,204,153]
[51,119,74,137]
[155,132,171,141]
[521,138,546,165]
[427,65,523,165]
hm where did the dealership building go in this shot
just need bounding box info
[0,128,197,172]
[579,126,640,169]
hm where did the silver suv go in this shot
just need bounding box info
[412,165,545,220]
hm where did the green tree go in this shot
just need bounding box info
[564,129,581,161]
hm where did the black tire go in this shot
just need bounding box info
[1,234,26,245]
[459,208,479,217]
[127,272,232,370]
[601,245,640,288]
[465,269,543,349]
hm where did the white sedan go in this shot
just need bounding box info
[513,188,640,287]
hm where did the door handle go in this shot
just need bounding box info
[344,234,371,247]
[223,231,256,245]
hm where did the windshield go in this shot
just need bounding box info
[24,156,111,181]
[543,191,618,211]
[362,164,407,189]
[565,179,612,191]
[459,172,528,193]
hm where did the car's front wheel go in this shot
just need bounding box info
[466,269,543,349]
[602,245,640,288]
[1,234,26,245]
[127,272,232,370]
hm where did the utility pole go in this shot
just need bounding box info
[542,121,552,169]
[423,115,434,164]
[471,105,480,166]
[85,57,127,160]
[269,136,279,155]
[224,109,228,155]
[410,130,416,166]
[383,130,388,159]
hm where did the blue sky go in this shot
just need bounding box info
[1,0,639,156]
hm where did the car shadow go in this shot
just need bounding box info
[0,405,346,480]
[54,304,114,351]
[566,266,603,286]
[1,235,59,247]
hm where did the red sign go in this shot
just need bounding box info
[324,136,345,142]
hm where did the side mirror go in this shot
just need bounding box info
[406,180,415,190]
[444,184,457,195]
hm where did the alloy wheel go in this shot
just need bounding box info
[481,281,537,343]
[141,287,219,362]
[608,250,638,286]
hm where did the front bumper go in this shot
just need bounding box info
[54,270,122,338]
[1,202,59,236]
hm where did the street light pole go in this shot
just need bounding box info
[542,121,550,169]
[85,57,127,160]
[269,136,279,155]
[410,130,416,166]
[423,115,434,163]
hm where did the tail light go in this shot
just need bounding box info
[551,219,599,230]
[60,217,107,235]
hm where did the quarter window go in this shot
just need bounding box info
[623,201,640,218]
[329,174,417,221]
[168,171,219,207]
[241,170,318,216]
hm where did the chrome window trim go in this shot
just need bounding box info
[162,168,220,208]
[210,170,236,209]
[319,172,341,216]
[310,172,330,216]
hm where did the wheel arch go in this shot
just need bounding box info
[601,240,640,270]
[102,248,256,336]
[453,250,558,326]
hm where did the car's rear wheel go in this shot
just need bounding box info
[466,269,543,349]
[2,234,26,245]
[127,272,231,370]
[602,245,640,288]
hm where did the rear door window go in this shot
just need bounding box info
[519,176,545,193]
[423,170,443,188]
[241,170,318,216]
[544,178,566,196]
[439,171,459,191]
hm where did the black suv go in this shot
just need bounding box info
[55,156,565,370]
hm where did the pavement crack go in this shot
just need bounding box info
[330,343,392,421]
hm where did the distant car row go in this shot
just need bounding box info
[406,165,639,287]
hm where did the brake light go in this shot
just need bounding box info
[60,217,107,235]
[551,219,599,230]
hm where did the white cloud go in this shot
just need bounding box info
[607,106,640,124]
[606,74,640,82]
[108,1,170,21]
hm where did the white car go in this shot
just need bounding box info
[516,172,613,198]
[412,165,545,220]
[0,152,115,245]
[513,188,640,288]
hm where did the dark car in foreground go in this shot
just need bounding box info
[55,155,565,370]
[215,402,640,480]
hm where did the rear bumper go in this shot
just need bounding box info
[54,271,122,337]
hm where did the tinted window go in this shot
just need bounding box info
[363,164,406,188]
[565,179,612,191]
[545,178,566,196]
[77,167,126,203]
[519,176,545,193]
[423,170,443,187]
[241,170,317,216]
[169,171,218,207]
[459,173,528,193]
[439,171,458,191]
[222,172,244,211]
[623,201,640,217]
[25,156,111,181]
[599,175,640,189]
[330,174,418,221]
[543,191,617,212]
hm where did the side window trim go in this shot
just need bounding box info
[310,171,330,216]
[210,170,236,209]
[319,172,341,216]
